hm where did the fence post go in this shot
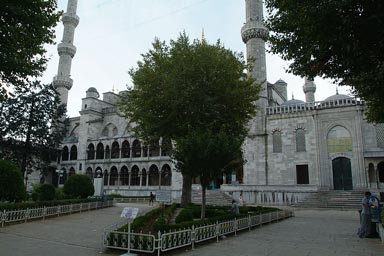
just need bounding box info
[191,225,195,251]
[25,208,29,223]
[269,212,272,224]
[43,207,46,220]
[57,205,60,217]
[157,230,162,256]
[248,215,251,231]
[216,221,219,242]
[234,218,237,236]
[69,204,72,214]
[80,203,82,213]
[1,210,5,227]
[88,202,91,211]
[259,213,262,227]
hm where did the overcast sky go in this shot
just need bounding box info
[42,0,352,117]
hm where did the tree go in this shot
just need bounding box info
[63,174,95,199]
[174,129,244,218]
[264,0,384,122]
[0,81,67,177]
[0,0,61,101]
[0,160,25,202]
[121,33,259,207]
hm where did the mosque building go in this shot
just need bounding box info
[49,0,384,203]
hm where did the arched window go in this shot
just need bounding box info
[69,167,76,176]
[161,138,172,156]
[130,165,140,186]
[161,164,172,186]
[143,145,148,157]
[120,166,129,185]
[132,139,141,157]
[105,145,110,159]
[149,142,160,157]
[87,143,95,160]
[272,130,282,153]
[62,146,69,161]
[142,168,147,186]
[122,140,130,158]
[111,141,120,159]
[96,142,104,159]
[379,161,384,182]
[112,127,118,136]
[70,145,77,160]
[86,167,93,178]
[296,128,306,152]
[327,126,352,153]
[110,166,118,185]
[148,165,159,186]
[95,167,103,178]
[103,169,108,186]
[376,124,384,148]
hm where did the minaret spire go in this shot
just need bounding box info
[53,0,79,108]
[303,77,316,103]
[241,0,269,185]
[241,0,268,101]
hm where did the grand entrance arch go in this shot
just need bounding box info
[332,157,353,190]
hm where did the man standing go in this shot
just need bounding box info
[357,191,372,238]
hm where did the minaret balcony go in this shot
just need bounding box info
[57,43,77,57]
[62,13,79,27]
[241,21,268,43]
[53,75,73,90]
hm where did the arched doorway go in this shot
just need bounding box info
[332,157,353,190]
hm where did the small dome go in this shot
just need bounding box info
[275,79,287,85]
[281,99,305,106]
[87,87,98,93]
[324,93,351,102]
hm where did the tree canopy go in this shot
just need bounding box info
[265,0,384,122]
[121,33,259,207]
[0,0,61,100]
[0,81,66,175]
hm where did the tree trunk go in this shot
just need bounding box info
[180,174,192,207]
[21,97,35,176]
[201,185,207,219]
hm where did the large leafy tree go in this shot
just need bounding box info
[0,0,61,101]
[265,0,384,122]
[121,33,259,207]
[0,81,67,178]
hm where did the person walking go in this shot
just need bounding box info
[149,192,155,206]
[357,191,372,238]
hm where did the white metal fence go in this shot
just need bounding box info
[0,200,114,227]
[103,208,294,255]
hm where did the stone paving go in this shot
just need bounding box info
[0,205,382,256]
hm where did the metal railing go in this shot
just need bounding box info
[0,200,114,227]
[112,197,149,204]
[103,208,294,255]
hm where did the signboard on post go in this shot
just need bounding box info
[120,207,139,256]
[155,190,172,203]
[120,207,139,220]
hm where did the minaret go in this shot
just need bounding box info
[241,0,269,185]
[303,77,316,103]
[52,0,79,107]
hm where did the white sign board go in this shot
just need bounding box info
[120,207,139,219]
[155,190,172,203]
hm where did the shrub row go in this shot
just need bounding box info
[0,197,102,211]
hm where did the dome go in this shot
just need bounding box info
[324,93,351,102]
[275,79,287,85]
[86,87,98,93]
[86,87,99,99]
[281,99,305,106]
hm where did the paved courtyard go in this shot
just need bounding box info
[0,205,382,256]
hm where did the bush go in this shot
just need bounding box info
[175,208,193,223]
[63,174,94,199]
[32,184,56,201]
[0,160,25,202]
